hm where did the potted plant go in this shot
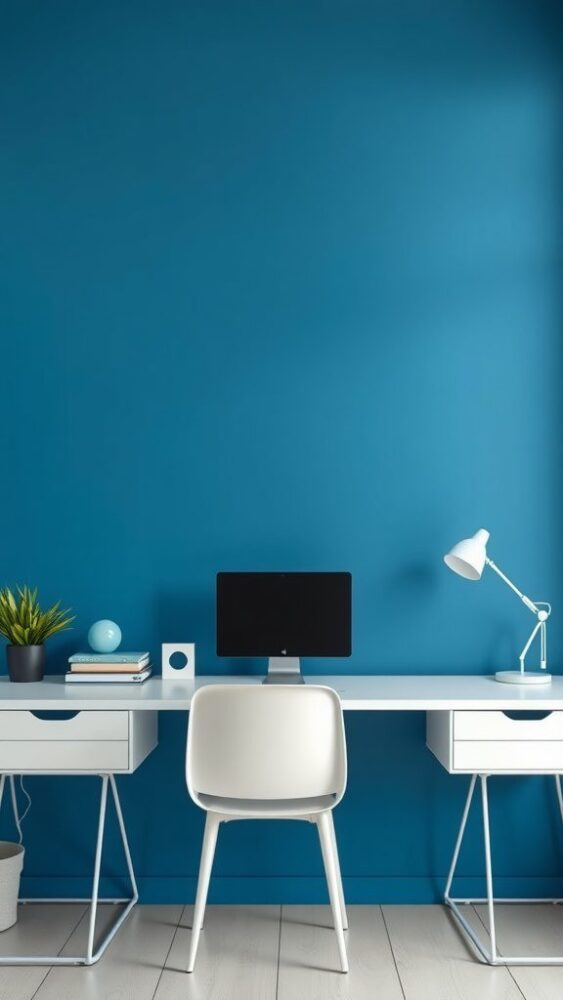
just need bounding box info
[0,586,75,682]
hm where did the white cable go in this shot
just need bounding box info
[9,776,31,845]
[18,776,32,830]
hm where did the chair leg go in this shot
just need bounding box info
[327,811,348,930]
[317,811,349,973]
[187,812,220,973]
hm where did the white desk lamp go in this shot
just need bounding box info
[444,528,552,685]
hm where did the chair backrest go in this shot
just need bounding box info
[186,684,347,805]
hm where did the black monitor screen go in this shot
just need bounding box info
[216,572,352,658]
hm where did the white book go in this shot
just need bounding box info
[65,666,152,684]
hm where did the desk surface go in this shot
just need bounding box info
[0,674,562,711]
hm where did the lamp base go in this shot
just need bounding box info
[495,670,552,686]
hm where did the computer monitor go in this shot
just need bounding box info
[216,572,352,683]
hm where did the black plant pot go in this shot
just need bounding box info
[6,644,45,682]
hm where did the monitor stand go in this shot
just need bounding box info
[263,657,305,684]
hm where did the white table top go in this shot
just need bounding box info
[0,674,562,711]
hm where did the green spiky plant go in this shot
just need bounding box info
[0,586,74,646]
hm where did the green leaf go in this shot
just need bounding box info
[0,586,74,645]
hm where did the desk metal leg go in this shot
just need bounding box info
[0,773,138,966]
[0,775,18,828]
[445,773,563,966]
[556,774,563,825]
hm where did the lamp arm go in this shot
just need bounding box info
[486,557,551,673]
[518,619,543,674]
[485,558,540,614]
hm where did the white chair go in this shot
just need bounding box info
[185,684,348,973]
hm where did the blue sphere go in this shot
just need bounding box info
[88,620,122,653]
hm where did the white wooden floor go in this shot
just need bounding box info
[0,903,561,1000]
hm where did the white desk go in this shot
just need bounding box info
[1,674,562,968]
[2,673,563,711]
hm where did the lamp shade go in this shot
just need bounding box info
[444,529,490,581]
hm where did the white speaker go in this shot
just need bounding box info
[161,643,195,680]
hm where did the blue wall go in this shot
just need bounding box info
[1,0,562,901]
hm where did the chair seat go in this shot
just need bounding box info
[198,792,338,817]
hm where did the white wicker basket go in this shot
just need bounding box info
[0,842,24,931]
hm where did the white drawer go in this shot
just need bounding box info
[454,740,563,772]
[454,710,563,741]
[0,711,129,741]
[427,710,563,774]
[0,710,158,774]
[0,741,129,772]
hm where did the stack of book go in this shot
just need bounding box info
[65,652,152,683]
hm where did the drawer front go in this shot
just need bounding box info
[454,740,563,772]
[0,740,129,772]
[0,711,129,741]
[454,710,563,741]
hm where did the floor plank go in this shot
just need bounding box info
[33,903,182,1000]
[0,903,556,1000]
[154,905,279,1000]
[383,904,523,1000]
[0,903,86,1000]
[474,903,563,1000]
[277,904,402,1000]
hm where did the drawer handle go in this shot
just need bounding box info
[501,710,553,722]
[29,711,81,722]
